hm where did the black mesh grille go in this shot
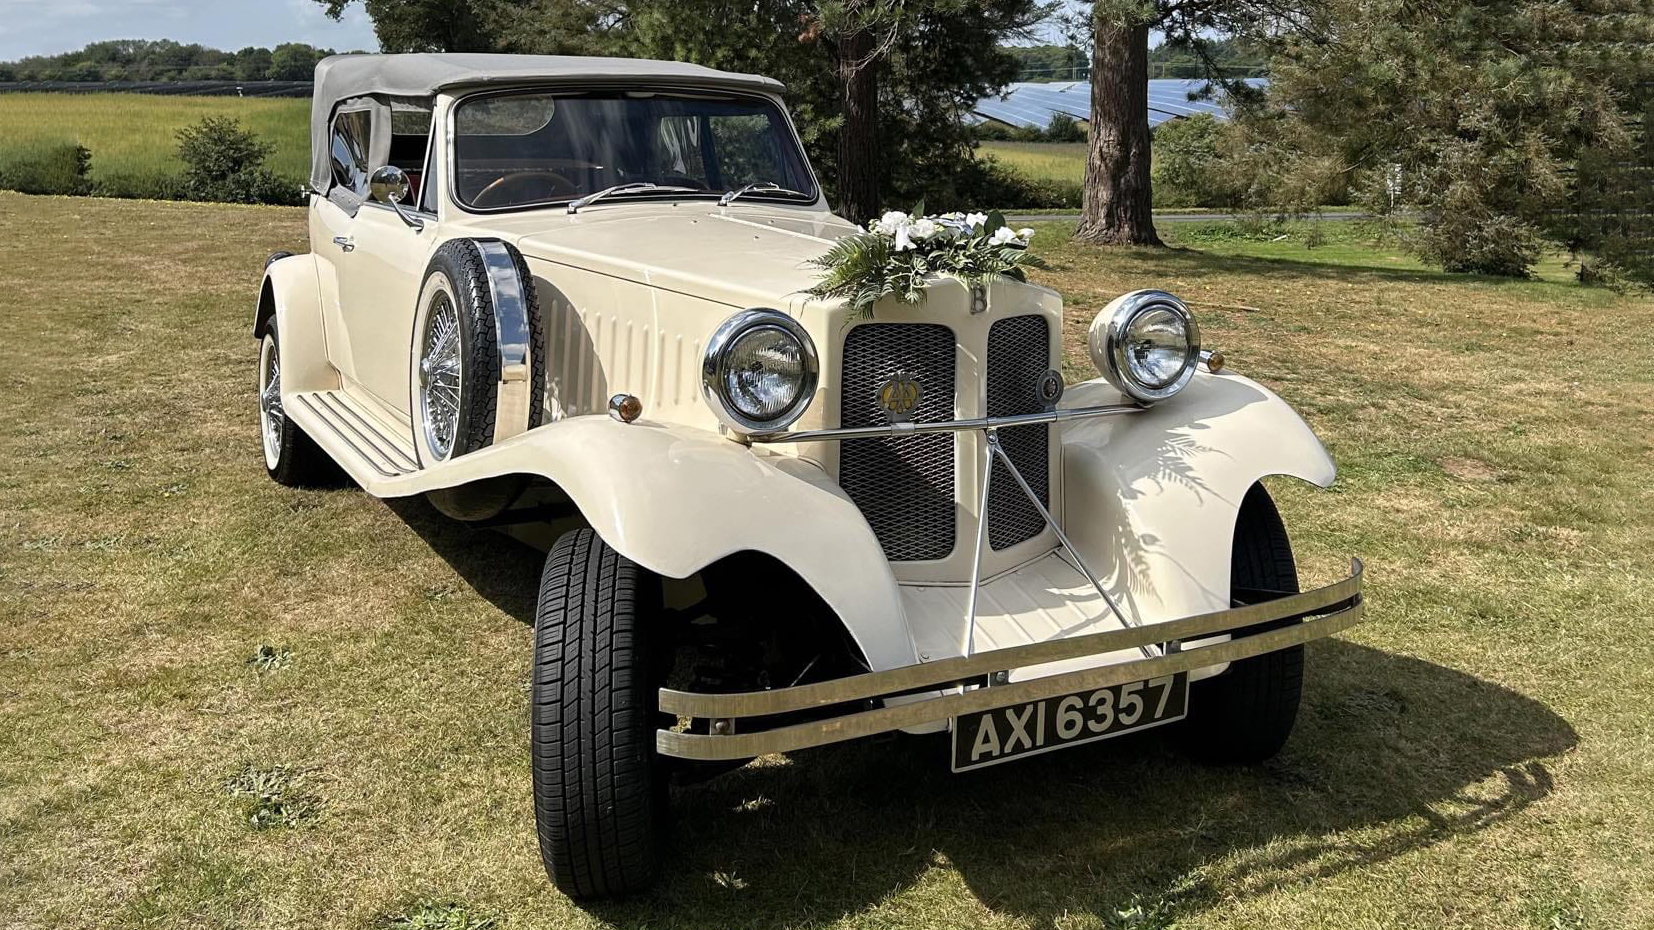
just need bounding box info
[986,315,1052,550]
[839,324,956,561]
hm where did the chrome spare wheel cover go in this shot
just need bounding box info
[419,287,463,461]
[258,334,283,469]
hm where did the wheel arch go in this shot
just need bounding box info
[375,418,921,674]
[1060,371,1335,630]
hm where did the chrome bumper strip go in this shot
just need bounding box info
[752,402,1143,443]
[656,559,1365,761]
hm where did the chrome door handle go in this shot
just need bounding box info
[332,236,355,252]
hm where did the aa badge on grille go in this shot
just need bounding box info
[878,373,923,423]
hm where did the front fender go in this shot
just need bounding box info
[374,418,918,672]
[257,253,337,395]
[1060,371,1336,626]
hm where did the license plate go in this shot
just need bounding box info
[950,672,1190,772]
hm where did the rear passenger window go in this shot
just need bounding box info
[330,109,372,197]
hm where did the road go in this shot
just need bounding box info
[1004,210,1370,224]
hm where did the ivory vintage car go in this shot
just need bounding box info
[256,53,1366,897]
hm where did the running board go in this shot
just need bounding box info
[288,390,420,479]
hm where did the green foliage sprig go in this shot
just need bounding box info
[806,206,1047,318]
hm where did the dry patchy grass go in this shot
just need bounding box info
[1,195,1651,929]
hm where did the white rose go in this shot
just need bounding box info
[909,218,939,240]
[966,212,989,229]
[1017,228,1035,240]
[874,210,911,237]
[990,226,1020,246]
[893,225,918,251]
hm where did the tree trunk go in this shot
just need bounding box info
[1075,18,1160,246]
[836,28,881,225]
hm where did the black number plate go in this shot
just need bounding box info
[951,672,1190,772]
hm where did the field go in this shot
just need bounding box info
[0,93,309,182]
[3,192,1653,930]
[978,140,1088,185]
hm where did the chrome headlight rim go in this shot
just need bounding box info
[1098,290,1201,404]
[701,308,819,436]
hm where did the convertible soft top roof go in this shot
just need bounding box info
[309,53,786,193]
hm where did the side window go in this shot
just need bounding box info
[329,109,372,198]
[388,99,434,211]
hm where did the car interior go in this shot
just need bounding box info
[450,90,814,210]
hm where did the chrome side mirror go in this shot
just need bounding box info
[369,165,424,230]
[370,164,409,204]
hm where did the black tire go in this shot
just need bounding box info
[1177,484,1305,763]
[258,322,332,487]
[531,529,667,899]
[410,238,545,464]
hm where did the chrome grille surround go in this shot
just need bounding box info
[985,315,1052,550]
[839,323,956,561]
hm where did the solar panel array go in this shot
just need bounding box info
[974,78,1266,130]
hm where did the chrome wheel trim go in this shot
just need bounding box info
[258,333,283,470]
[418,285,464,462]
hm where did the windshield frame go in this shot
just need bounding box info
[446,83,823,216]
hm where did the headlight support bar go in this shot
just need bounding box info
[972,428,1154,663]
[748,401,1144,443]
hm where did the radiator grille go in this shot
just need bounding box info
[839,324,956,561]
[985,315,1052,550]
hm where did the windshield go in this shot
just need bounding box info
[452,89,817,211]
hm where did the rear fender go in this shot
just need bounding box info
[1060,372,1336,627]
[257,253,337,395]
[374,419,918,672]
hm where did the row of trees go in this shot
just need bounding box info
[1220,0,1653,279]
[0,40,338,83]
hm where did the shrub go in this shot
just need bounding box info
[972,120,1045,143]
[1151,114,1238,208]
[1409,211,1544,278]
[175,115,303,206]
[93,170,185,201]
[955,155,1081,210]
[0,141,92,195]
[1044,112,1087,143]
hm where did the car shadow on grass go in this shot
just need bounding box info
[385,498,1575,929]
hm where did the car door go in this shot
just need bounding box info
[322,98,438,420]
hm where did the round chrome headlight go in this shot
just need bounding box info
[701,309,818,435]
[1088,290,1201,404]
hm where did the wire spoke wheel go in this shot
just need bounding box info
[418,291,464,461]
[258,334,284,468]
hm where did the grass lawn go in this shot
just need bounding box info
[0,93,310,182]
[2,193,1652,929]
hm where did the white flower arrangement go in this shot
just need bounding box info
[807,205,1045,318]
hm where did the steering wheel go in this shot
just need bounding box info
[472,170,579,208]
[658,173,709,191]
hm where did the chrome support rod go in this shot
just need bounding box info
[753,402,1143,444]
[986,431,1158,660]
[961,427,997,659]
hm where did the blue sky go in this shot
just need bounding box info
[0,0,1084,65]
[0,0,381,61]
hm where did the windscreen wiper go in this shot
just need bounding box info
[718,181,813,207]
[567,182,697,215]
